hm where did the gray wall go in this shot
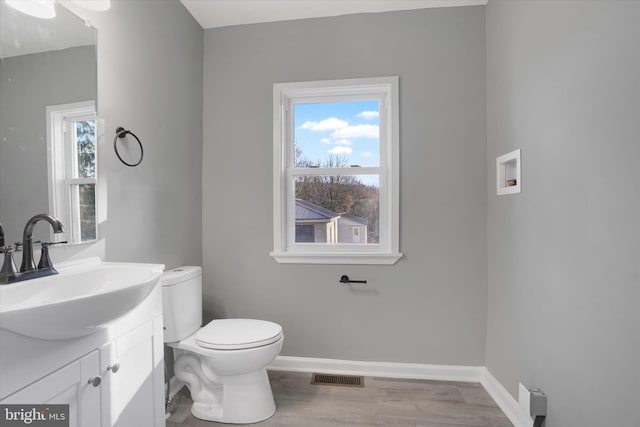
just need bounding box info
[91,0,203,268]
[0,46,96,244]
[485,1,640,426]
[202,7,487,364]
[2,0,203,268]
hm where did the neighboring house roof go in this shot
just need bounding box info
[339,213,369,226]
[295,199,340,221]
[295,199,369,225]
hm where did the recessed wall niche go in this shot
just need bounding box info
[496,149,521,195]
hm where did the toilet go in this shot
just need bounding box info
[161,266,283,424]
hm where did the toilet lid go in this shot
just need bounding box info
[195,319,283,350]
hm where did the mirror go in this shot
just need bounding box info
[0,2,97,246]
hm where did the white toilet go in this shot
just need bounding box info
[161,266,283,424]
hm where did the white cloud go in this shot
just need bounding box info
[357,111,379,120]
[334,139,352,146]
[320,138,351,145]
[299,117,348,131]
[328,146,353,155]
[361,151,375,157]
[332,124,379,139]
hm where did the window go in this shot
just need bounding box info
[295,224,315,243]
[47,101,97,245]
[272,77,401,264]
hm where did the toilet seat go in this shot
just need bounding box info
[196,319,283,350]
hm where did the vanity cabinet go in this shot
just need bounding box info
[0,316,165,427]
[1,350,102,427]
[100,317,165,427]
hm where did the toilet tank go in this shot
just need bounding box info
[161,266,202,343]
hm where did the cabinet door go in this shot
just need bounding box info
[100,317,165,427]
[1,350,101,427]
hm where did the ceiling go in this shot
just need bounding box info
[180,0,487,29]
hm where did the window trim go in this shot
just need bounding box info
[271,77,401,265]
[46,100,98,245]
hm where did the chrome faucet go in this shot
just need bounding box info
[20,214,64,273]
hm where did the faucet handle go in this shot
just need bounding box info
[41,241,68,247]
[37,241,68,270]
[14,242,22,252]
[1,245,19,279]
[37,243,53,270]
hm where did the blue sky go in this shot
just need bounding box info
[294,100,380,168]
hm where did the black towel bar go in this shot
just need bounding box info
[339,275,367,284]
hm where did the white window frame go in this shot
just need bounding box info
[46,100,98,245]
[271,77,401,265]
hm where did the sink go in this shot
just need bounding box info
[0,258,164,340]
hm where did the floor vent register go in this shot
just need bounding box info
[310,373,364,388]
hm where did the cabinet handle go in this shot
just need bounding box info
[107,363,120,374]
[88,376,102,387]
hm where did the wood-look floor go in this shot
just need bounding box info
[166,371,513,427]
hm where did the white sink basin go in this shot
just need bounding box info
[0,258,164,340]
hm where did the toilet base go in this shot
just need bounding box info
[189,368,276,424]
[170,326,283,424]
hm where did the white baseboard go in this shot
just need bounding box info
[481,368,532,427]
[268,355,484,382]
[268,356,531,427]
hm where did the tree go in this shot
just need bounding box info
[76,120,95,177]
[76,120,96,241]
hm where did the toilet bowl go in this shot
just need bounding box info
[161,267,283,424]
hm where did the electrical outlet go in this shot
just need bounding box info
[530,389,547,417]
[518,382,547,420]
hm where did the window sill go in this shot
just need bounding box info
[270,251,403,265]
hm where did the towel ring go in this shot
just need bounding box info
[114,127,144,167]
